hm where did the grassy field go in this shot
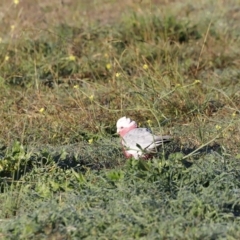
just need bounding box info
[0,0,240,239]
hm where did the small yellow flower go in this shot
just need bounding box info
[232,112,236,118]
[14,0,19,5]
[147,119,152,126]
[215,125,221,130]
[143,64,148,70]
[194,80,201,84]
[106,63,111,70]
[5,55,9,61]
[175,83,181,88]
[39,108,45,113]
[88,138,93,144]
[115,72,121,78]
[73,85,79,89]
[89,95,94,101]
[11,25,15,31]
[68,55,76,61]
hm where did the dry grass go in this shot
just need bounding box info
[0,0,239,154]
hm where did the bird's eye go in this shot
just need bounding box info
[120,127,124,129]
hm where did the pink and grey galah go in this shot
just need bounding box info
[116,116,172,160]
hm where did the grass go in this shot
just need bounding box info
[0,0,240,239]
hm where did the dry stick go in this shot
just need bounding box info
[195,21,212,76]
[182,134,220,160]
[185,21,214,159]
[181,120,234,160]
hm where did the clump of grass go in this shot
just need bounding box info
[1,154,240,239]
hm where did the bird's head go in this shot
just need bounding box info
[116,116,137,135]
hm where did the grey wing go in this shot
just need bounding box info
[146,134,172,151]
[122,128,171,152]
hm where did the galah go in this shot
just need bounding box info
[116,116,171,159]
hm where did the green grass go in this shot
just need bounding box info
[0,0,240,239]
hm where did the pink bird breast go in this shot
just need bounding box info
[118,123,137,137]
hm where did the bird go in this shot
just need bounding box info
[116,116,172,159]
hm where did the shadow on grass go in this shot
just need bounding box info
[0,138,223,182]
[0,140,123,180]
